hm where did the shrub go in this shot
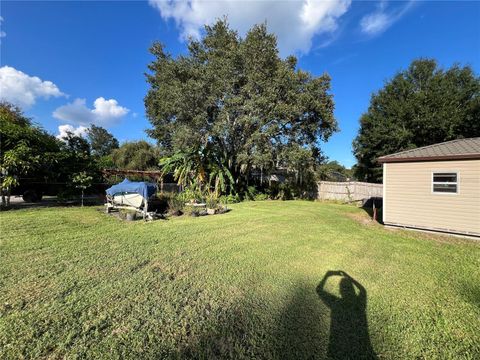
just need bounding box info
[183,187,205,204]
[183,205,200,217]
[254,193,269,201]
[155,192,175,213]
[205,192,219,209]
[277,183,293,200]
[244,186,258,200]
[167,193,184,216]
[57,188,77,202]
[268,183,295,200]
[219,193,240,204]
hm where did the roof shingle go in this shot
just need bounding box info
[378,137,480,163]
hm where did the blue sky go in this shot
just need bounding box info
[1,1,479,167]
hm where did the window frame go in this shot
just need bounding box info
[431,171,459,195]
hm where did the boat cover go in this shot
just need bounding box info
[106,178,157,199]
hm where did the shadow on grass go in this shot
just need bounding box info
[317,270,377,360]
[174,271,376,359]
[361,206,384,225]
[1,195,104,211]
[276,282,329,359]
[176,285,328,359]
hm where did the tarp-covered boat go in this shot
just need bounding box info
[105,178,158,219]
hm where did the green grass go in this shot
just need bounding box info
[1,201,479,359]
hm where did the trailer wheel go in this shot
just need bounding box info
[23,189,42,203]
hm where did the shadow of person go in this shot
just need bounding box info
[317,271,377,360]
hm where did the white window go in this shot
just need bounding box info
[432,172,458,193]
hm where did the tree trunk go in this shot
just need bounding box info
[81,189,84,207]
[6,187,11,207]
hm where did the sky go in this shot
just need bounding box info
[1,1,479,168]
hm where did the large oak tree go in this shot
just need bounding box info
[145,20,337,194]
[353,59,480,183]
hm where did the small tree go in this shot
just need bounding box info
[1,143,40,207]
[72,171,93,207]
[1,102,59,207]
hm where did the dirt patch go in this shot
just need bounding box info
[344,211,378,226]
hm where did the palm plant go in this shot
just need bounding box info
[159,146,234,196]
[207,161,234,196]
[159,150,206,190]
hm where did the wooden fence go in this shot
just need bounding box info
[317,181,383,203]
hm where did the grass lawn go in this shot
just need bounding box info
[1,201,479,359]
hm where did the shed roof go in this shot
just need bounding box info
[378,137,480,163]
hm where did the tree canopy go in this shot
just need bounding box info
[1,102,108,205]
[1,102,61,206]
[353,59,480,182]
[86,124,119,157]
[1,102,59,158]
[111,141,159,171]
[317,161,353,182]
[145,20,337,195]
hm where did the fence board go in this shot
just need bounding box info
[317,181,382,202]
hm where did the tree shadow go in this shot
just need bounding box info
[317,270,377,360]
[2,195,104,211]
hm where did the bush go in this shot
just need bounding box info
[244,186,258,201]
[167,193,184,216]
[219,193,240,204]
[183,205,200,217]
[276,183,294,200]
[205,192,219,209]
[183,187,205,204]
[254,193,269,201]
[154,192,174,213]
[57,188,77,202]
[267,183,290,200]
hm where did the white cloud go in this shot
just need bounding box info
[149,0,351,55]
[360,12,389,35]
[0,16,6,39]
[0,66,65,108]
[56,124,88,140]
[360,0,414,36]
[53,97,129,126]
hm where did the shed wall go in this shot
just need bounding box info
[383,160,480,236]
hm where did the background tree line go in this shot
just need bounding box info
[0,102,159,207]
[353,59,480,183]
[3,22,478,207]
